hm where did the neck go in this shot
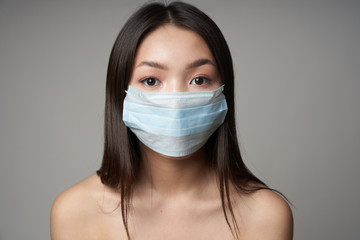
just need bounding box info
[136,143,214,197]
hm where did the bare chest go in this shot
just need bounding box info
[92,204,233,240]
[130,208,232,240]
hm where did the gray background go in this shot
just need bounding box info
[0,0,359,239]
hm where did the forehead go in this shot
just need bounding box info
[134,24,215,64]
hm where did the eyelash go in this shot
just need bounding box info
[139,76,212,87]
[140,77,160,87]
[190,76,211,86]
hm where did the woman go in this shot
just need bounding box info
[51,1,293,239]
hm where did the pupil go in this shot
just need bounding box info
[195,78,204,85]
[147,78,155,85]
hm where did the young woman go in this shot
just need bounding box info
[51,2,293,239]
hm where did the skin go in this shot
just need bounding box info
[50,25,293,240]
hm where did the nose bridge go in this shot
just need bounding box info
[167,75,187,92]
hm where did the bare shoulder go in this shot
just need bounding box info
[50,174,114,239]
[236,187,293,240]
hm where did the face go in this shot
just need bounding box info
[129,24,221,92]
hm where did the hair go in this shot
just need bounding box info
[97,1,268,239]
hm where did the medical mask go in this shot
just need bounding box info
[122,85,228,157]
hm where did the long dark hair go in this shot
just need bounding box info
[97,1,267,239]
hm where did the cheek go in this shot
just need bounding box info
[128,76,137,87]
[128,71,143,88]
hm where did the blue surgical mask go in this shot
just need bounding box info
[122,85,228,157]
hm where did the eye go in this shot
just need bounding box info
[190,77,210,86]
[141,78,160,86]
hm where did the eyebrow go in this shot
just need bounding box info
[135,58,216,70]
[187,58,216,69]
[136,61,168,70]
